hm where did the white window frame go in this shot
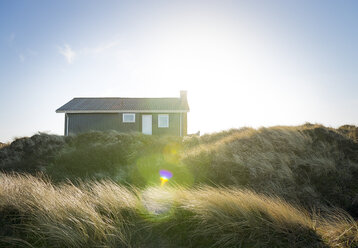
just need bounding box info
[123,113,135,123]
[158,114,169,128]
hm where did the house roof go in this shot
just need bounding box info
[56,97,190,113]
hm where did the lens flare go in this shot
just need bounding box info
[159,170,173,186]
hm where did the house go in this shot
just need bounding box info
[56,91,189,136]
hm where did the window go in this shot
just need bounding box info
[123,113,135,123]
[158,114,169,128]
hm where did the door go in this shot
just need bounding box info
[142,115,152,135]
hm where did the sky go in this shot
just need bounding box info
[0,0,357,142]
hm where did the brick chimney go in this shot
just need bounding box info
[180,90,187,102]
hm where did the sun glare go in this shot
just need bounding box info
[126,14,320,134]
[160,170,173,186]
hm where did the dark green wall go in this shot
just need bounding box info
[66,112,184,136]
[150,113,180,136]
[67,113,139,135]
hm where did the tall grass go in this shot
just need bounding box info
[0,173,357,248]
[1,125,358,217]
[183,125,358,216]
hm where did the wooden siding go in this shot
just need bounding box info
[67,113,139,135]
[64,114,68,136]
[151,113,180,136]
[183,113,187,136]
[66,112,184,136]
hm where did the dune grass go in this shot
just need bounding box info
[182,125,358,216]
[0,125,358,215]
[0,173,357,248]
[0,124,358,247]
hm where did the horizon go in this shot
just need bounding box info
[1,0,358,142]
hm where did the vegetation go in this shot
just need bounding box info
[1,124,357,215]
[0,124,357,247]
[0,173,357,248]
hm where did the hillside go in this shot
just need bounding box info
[1,124,357,216]
[0,124,358,247]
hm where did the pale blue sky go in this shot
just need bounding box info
[0,0,357,142]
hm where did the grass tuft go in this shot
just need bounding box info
[0,173,357,247]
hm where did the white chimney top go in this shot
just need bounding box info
[180,90,187,100]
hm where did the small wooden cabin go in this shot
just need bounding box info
[56,91,189,136]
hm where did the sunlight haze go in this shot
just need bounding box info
[0,0,357,142]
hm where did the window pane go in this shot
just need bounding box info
[158,115,169,127]
[123,114,135,122]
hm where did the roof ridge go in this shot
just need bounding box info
[73,97,181,99]
[56,97,190,112]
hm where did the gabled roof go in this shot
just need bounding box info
[56,97,189,113]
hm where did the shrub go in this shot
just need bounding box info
[0,133,65,173]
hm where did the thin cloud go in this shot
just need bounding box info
[81,40,120,55]
[57,39,119,63]
[92,41,119,54]
[58,44,76,64]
